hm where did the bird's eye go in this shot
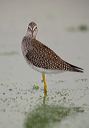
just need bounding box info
[34,27,37,31]
[28,27,32,31]
[28,27,30,29]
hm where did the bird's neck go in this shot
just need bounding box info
[25,34,36,40]
[24,35,36,42]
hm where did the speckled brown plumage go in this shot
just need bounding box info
[21,22,83,74]
[22,36,83,73]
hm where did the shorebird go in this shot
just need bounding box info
[21,22,83,96]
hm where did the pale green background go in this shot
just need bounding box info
[0,0,89,128]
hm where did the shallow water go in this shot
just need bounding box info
[0,0,89,128]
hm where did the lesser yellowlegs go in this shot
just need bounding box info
[21,22,83,96]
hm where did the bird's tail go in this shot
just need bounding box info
[66,62,84,73]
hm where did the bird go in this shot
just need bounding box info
[21,21,83,96]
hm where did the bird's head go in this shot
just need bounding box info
[26,22,38,39]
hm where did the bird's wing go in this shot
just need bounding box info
[25,39,64,70]
[25,39,83,72]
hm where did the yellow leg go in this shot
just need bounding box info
[42,73,47,96]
